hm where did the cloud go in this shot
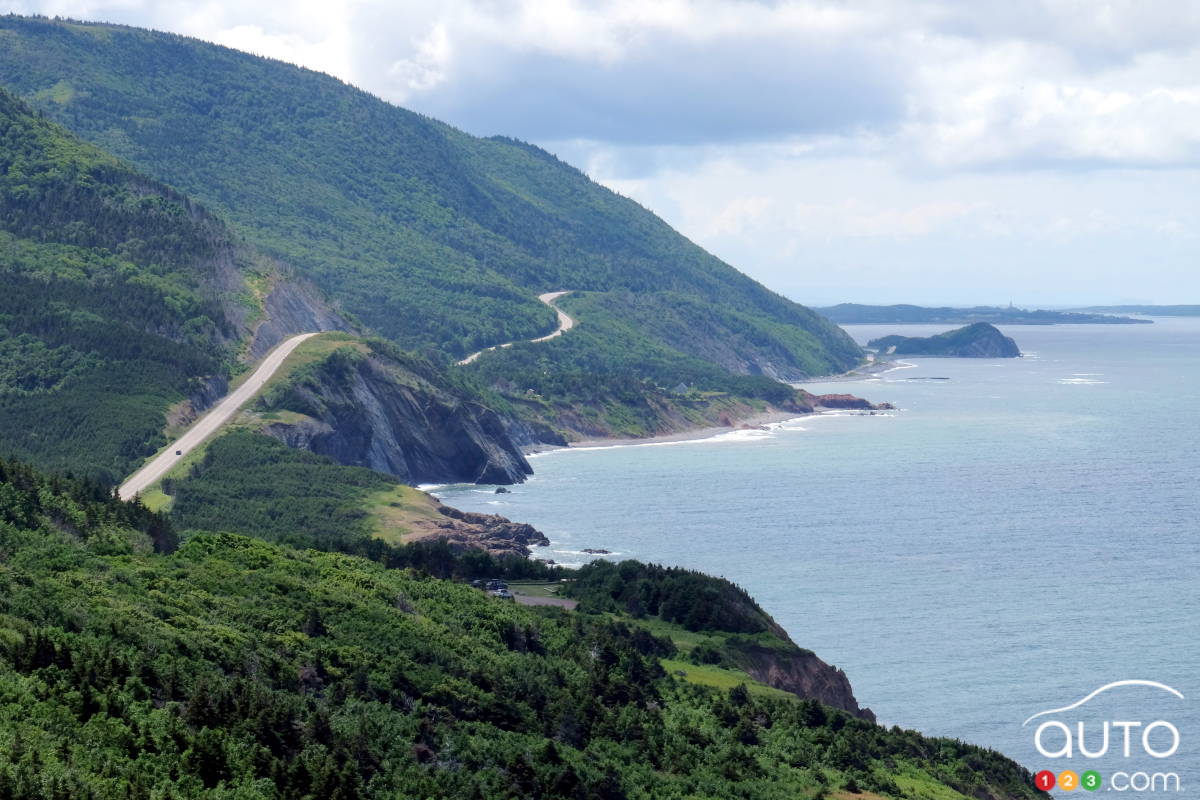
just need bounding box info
[9,0,1198,171]
[2,0,1197,303]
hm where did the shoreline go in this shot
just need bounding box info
[523,361,902,456]
[527,405,888,456]
[559,409,805,451]
[795,358,911,384]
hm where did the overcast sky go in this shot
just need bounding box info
[6,0,1199,306]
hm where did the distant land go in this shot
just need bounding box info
[868,323,1021,358]
[1071,305,1200,317]
[818,303,1151,325]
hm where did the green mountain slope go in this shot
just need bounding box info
[0,456,1045,799]
[0,15,861,387]
[868,323,1022,357]
[0,87,251,482]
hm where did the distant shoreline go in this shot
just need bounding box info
[520,360,899,455]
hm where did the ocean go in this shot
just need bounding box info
[436,318,1200,797]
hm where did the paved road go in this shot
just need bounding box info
[118,333,320,500]
[457,291,574,366]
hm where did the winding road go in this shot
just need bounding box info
[118,333,319,500]
[457,291,574,366]
[119,291,575,499]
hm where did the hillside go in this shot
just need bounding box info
[0,15,862,403]
[0,456,1047,799]
[868,323,1021,358]
[0,86,252,482]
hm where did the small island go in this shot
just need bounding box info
[868,322,1021,357]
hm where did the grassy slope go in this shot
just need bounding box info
[0,458,1046,799]
[169,430,449,552]
[0,16,861,386]
[0,87,254,482]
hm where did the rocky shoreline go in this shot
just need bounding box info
[406,504,551,558]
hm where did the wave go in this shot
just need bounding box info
[879,360,917,375]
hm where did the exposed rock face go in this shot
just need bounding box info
[728,641,876,722]
[249,276,354,359]
[811,393,894,411]
[868,323,1021,358]
[168,375,231,430]
[408,505,550,558]
[262,350,533,485]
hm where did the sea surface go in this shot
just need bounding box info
[437,318,1200,796]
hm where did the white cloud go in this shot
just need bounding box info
[386,22,452,100]
[2,0,1197,302]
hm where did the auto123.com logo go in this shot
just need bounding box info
[1024,680,1184,793]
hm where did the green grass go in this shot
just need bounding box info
[137,486,173,513]
[366,483,446,545]
[504,581,571,598]
[660,658,795,700]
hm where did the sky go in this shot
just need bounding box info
[4,0,1198,306]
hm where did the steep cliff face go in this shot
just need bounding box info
[260,347,533,485]
[728,641,876,721]
[248,275,355,359]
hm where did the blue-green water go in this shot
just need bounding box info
[438,319,1199,795]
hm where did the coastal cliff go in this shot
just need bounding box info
[729,640,876,721]
[258,344,533,485]
[869,322,1021,357]
[563,560,876,719]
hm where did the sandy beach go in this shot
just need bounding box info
[521,359,900,455]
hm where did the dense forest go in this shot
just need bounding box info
[0,456,1046,799]
[0,87,246,482]
[0,15,861,390]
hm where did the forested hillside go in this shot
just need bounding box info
[0,15,861,391]
[0,87,249,481]
[0,456,1046,799]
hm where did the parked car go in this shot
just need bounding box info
[488,588,514,600]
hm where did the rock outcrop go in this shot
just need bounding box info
[261,347,533,485]
[811,393,894,411]
[406,505,550,558]
[249,276,354,359]
[868,322,1021,358]
[728,640,876,722]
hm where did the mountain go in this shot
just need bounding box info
[0,85,267,482]
[0,86,550,488]
[0,455,1046,799]
[818,303,1150,325]
[0,15,861,408]
[868,323,1022,357]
